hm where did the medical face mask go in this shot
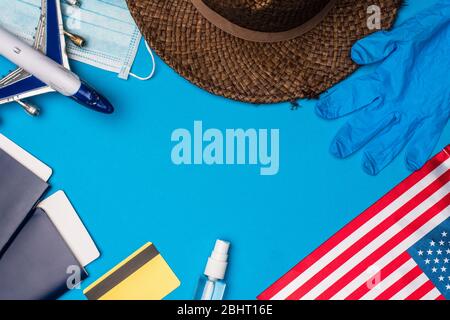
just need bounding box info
[0,0,153,80]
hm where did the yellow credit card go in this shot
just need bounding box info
[83,243,180,300]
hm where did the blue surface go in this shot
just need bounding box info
[0,0,448,300]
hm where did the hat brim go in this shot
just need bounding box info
[127,0,403,104]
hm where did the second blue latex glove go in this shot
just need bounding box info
[316,1,450,175]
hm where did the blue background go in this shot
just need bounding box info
[0,0,448,300]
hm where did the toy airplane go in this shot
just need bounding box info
[0,0,113,116]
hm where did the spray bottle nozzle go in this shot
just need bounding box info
[204,239,230,280]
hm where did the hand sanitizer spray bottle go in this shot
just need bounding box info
[195,239,230,300]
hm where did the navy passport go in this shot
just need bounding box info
[0,148,86,300]
[0,149,48,255]
[0,209,87,300]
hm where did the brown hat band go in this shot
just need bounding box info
[191,0,338,43]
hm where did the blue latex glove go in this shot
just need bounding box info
[316,1,450,175]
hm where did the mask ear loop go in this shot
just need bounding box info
[129,41,156,81]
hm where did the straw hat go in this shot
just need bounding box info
[126,0,402,103]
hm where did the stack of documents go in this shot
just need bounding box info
[0,134,99,300]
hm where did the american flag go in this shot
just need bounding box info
[258,146,450,300]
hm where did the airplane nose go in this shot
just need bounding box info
[95,94,114,114]
[71,82,114,114]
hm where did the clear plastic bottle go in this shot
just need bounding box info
[194,240,230,300]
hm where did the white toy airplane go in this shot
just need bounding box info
[0,0,113,116]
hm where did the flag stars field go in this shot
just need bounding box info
[416,235,450,296]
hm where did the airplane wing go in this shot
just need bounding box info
[0,0,70,105]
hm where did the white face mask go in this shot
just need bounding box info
[0,0,154,80]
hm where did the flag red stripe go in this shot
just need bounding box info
[345,252,411,300]
[258,149,449,300]
[285,176,449,300]
[436,295,446,300]
[374,266,423,300]
[313,194,449,300]
[405,280,435,300]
